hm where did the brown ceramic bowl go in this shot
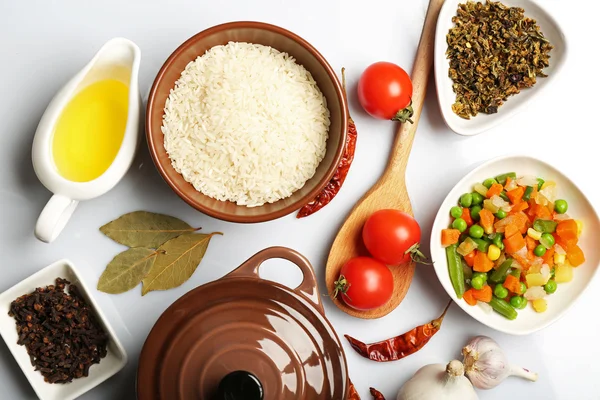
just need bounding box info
[146,21,348,223]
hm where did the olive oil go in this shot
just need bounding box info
[52,79,128,182]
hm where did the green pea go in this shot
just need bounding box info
[483,178,498,189]
[519,282,527,295]
[450,206,463,219]
[492,233,504,249]
[469,225,484,239]
[452,218,468,232]
[554,199,568,214]
[494,284,509,299]
[495,209,507,219]
[471,192,483,206]
[471,276,485,290]
[471,206,482,221]
[540,233,555,248]
[472,272,488,283]
[510,296,524,309]
[460,193,473,208]
[534,244,547,257]
[544,279,557,294]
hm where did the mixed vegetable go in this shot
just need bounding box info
[442,173,585,319]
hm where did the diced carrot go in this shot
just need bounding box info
[479,209,495,235]
[512,211,530,234]
[461,207,473,227]
[510,201,529,214]
[513,253,531,269]
[504,176,513,189]
[526,236,537,251]
[442,229,461,247]
[464,250,476,267]
[505,223,520,239]
[503,274,522,294]
[486,183,504,199]
[463,289,477,306]
[506,186,525,205]
[566,243,586,267]
[504,232,525,254]
[542,246,555,267]
[472,285,492,302]
[553,232,575,252]
[527,248,535,262]
[473,251,494,272]
[534,204,552,220]
[556,220,578,243]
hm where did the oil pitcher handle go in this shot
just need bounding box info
[35,194,79,243]
[227,247,324,314]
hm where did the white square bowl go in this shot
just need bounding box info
[430,155,600,335]
[434,0,567,135]
[0,260,127,400]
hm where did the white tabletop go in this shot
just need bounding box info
[1,0,597,399]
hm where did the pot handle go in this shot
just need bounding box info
[226,247,324,314]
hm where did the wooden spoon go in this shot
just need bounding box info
[326,0,446,319]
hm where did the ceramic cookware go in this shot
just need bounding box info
[137,247,348,400]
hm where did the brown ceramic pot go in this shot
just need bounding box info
[137,247,348,400]
[146,22,349,223]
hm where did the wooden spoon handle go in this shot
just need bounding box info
[386,0,445,177]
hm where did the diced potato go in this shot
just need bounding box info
[576,220,583,237]
[541,180,556,190]
[555,265,573,283]
[526,273,547,287]
[532,298,547,313]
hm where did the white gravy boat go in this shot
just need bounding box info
[32,38,142,243]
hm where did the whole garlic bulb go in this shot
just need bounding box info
[397,360,478,400]
[462,336,538,390]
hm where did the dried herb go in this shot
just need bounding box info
[345,301,452,362]
[100,211,200,248]
[97,248,158,294]
[142,232,222,295]
[446,0,553,119]
[8,278,108,383]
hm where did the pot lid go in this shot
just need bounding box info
[137,247,348,400]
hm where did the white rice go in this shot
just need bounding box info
[162,42,330,207]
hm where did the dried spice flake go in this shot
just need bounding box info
[8,278,108,384]
[446,0,553,119]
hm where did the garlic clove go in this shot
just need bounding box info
[462,336,538,390]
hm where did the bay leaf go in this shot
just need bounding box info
[141,232,222,296]
[98,248,157,294]
[100,211,199,248]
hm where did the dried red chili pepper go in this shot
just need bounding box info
[348,381,361,400]
[345,301,452,362]
[369,387,386,400]
[297,68,357,218]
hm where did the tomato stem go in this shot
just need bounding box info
[392,99,414,124]
[333,275,351,300]
[405,243,433,265]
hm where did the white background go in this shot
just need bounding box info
[1,0,598,399]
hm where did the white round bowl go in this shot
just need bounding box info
[430,155,600,335]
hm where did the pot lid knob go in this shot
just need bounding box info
[216,371,264,400]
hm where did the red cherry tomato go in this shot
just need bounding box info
[362,209,423,265]
[334,257,393,311]
[357,61,414,122]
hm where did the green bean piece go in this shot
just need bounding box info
[522,186,534,202]
[471,192,483,206]
[446,244,465,299]
[490,259,513,283]
[492,233,504,249]
[489,296,518,320]
[471,238,490,252]
[499,191,510,202]
[495,172,517,186]
[511,268,521,278]
[537,178,545,191]
[483,178,498,189]
[533,219,557,233]
[471,206,482,221]
[462,259,473,281]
